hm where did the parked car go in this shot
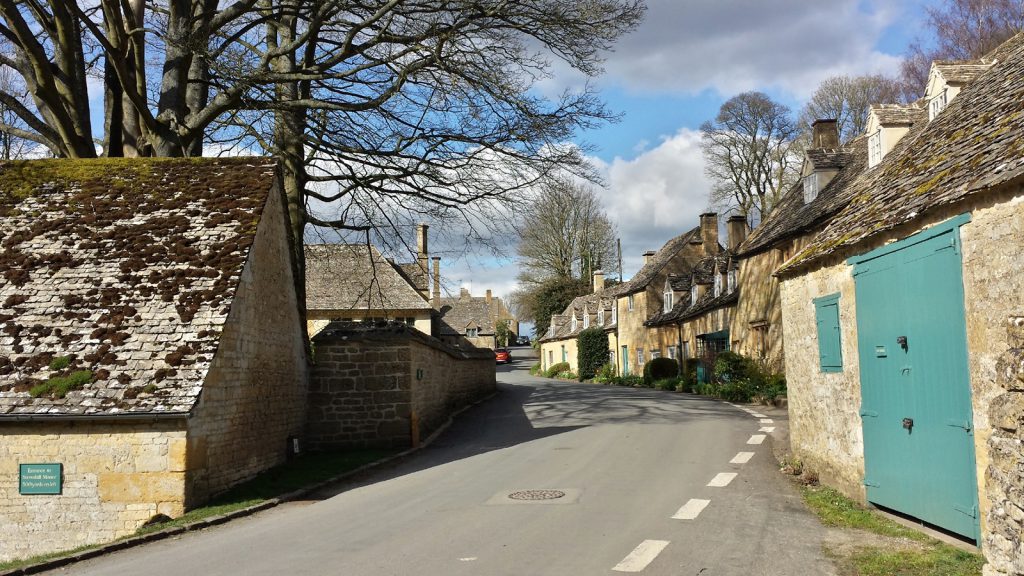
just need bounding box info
[495,348,511,364]
[516,336,530,346]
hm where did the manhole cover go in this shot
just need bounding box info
[508,489,566,501]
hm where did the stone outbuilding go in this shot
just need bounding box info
[776,33,1024,574]
[0,158,308,561]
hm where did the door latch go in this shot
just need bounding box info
[902,417,914,432]
[897,336,908,351]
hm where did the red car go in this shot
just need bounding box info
[495,349,511,364]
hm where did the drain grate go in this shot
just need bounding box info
[508,489,566,501]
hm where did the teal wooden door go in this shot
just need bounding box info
[852,217,979,542]
[621,346,629,376]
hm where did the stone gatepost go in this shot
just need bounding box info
[984,316,1024,576]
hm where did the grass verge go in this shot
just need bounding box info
[801,485,984,576]
[0,449,396,572]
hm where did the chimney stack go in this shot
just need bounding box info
[460,287,470,299]
[415,224,430,297]
[812,119,839,149]
[486,289,492,305]
[700,212,719,256]
[726,215,748,252]
[642,251,656,265]
[593,269,605,293]
[431,257,441,308]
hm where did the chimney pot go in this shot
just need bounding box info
[592,269,605,293]
[726,215,748,252]
[460,287,470,299]
[486,289,492,305]
[812,119,840,149]
[700,212,719,256]
[642,251,656,265]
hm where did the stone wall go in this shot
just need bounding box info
[0,419,187,562]
[779,259,865,499]
[185,184,308,504]
[306,323,495,450]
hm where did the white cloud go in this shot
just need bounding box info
[591,128,712,279]
[549,0,907,100]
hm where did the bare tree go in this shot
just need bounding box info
[0,1,646,273]
[700,92,800,222]
[900,0,1024,97]
[516,178,618,286]
[0,51,35,159]
[800,75,905,144]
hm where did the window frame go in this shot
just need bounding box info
[803,172,820,203]
[868,129,882,168]
[627,294,635,311]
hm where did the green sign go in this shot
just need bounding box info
[19,463,62,495]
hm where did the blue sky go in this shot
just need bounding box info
[451,0,943,335]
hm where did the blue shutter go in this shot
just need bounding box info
[813,293,843,372]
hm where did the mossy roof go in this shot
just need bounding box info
[778,32,1024,276]
[0,157,280,416]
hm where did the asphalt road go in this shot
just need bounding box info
[55,357,834,576]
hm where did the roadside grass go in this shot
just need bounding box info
[136,449,397,535]
[0,449,396,572]
[801,485,984,576]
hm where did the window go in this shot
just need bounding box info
[667,346,678,360]
[690,284,698,303]
[547,350,553,367]
[637,348,644,366]
[570,314,577,332]
[713,273,722,297]
[651,350,661,360]
[664,290,673,312]
[682,341,690,360]
[597,309,605,325]
[611,305,617,324]
[814,293,843,372]
[727,269,737,292]
[868,130,882,168]
[627,294,635,311]
[561,345,567,363]
[929,89,947,120]
[467,327,479,338]
[583,312,590,329]
[803,172,819,203]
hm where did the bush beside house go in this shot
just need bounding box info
[576,327,609,381]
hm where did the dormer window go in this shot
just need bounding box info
[597,309,604,325]
[713,273,722,297]
[467,327,478,338]
[583,311,590,329]
[691,284,698,303]
[727,269,737,292]
[611,305,617,324]
[548,325,554,337]
[571,314,577,332]
[663,280,673,312]
[868,130,882,168]
[929,89,947,120]
[803,173,820,203]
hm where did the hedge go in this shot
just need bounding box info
[577,327,609,381]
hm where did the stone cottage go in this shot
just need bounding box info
[437,288,519,350]
[729,121,881,368]
[776,33,1024,574]
[0,158,308,561]
[538,271,620,374]
[305,224,439,338]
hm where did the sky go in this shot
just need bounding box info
[442,0,939,335]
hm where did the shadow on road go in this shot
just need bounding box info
[305,360,748,500]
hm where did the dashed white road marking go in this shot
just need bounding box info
[759,426,776,433]
[759,418,774,424]
[672,498,711,520]
[751,413,767,418]
[730,452,755,464]
[707,472,738,487]
[613,540,670,572]
[459,557,477,562]
[747,434,767,445]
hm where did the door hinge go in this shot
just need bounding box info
[946,419,973,432]
[953,504,977,518]
[863,479,880,487]
[860,408,879,418]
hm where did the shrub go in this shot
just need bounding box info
[682,358,701,388]
[557,370,578,380]
[576,327,610,381]
[545,362,570,378]
[529,362,542,375]
[644,357,679,384]
[714,351,752,382]
[618,375,644,387]
[653,378,680,392]
[594,362,617,384]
